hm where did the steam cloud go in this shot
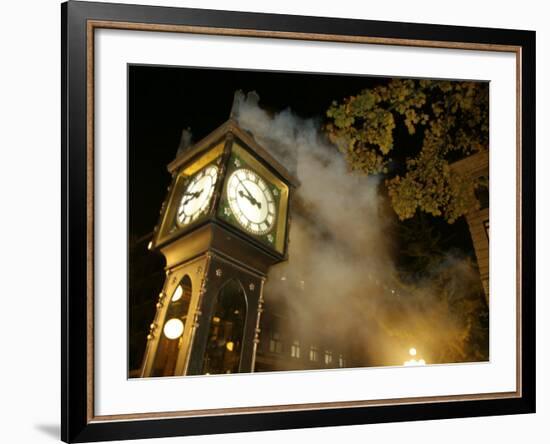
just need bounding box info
[233,91,488,368]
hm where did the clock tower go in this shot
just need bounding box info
[140,119,297,377]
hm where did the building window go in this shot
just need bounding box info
[290,340,300,358]
[324,350,333,365]
[269,331,283,353]
[309,346,318,362]
[338,354,346,368]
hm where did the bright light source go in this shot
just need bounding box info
[147,241,153,250]
[163,318,184,339]
[404,348,426,366]
[171,285,183,302]
[226,341,234,352]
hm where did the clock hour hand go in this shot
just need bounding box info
[237,180,261,209]
[182,189,203,205]
[238,189,261,209]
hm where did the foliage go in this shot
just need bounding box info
[325,79,489,223]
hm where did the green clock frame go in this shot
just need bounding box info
[217,147,287,253]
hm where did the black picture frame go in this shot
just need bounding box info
[61,1,536,442]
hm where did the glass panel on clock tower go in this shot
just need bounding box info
[151,276,192,377]
[202,280,247,374]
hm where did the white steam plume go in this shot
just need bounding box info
[233,91,487,368]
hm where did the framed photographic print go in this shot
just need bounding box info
[61,1,536,442]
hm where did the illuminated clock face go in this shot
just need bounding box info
[226,168,277,235]
[176,165,218,226]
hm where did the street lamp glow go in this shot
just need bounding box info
[404,347,426,366]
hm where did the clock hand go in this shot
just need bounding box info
[182,189,203,205]
[238,190,261,209]
[237,179,261,209]
[183,189,202,197]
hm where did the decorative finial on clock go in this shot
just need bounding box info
[229,90,245,121]
[176,127,193,156]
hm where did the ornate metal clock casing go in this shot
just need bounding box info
[140,119,296,377]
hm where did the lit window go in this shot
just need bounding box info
[269,331,283,353]
[309,346,318,362]
[290,340,300,358]
[338,354,346,368]
[324,350,333,365]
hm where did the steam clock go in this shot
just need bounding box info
[140,119,297,377]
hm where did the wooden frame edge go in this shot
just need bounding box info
[86,18,524,423]
[89,19,522,53]
[62,3,535,441]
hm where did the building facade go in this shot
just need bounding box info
[450,150,489,303]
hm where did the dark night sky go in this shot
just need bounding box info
[128,64,475,255]
[128,65,391,239]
